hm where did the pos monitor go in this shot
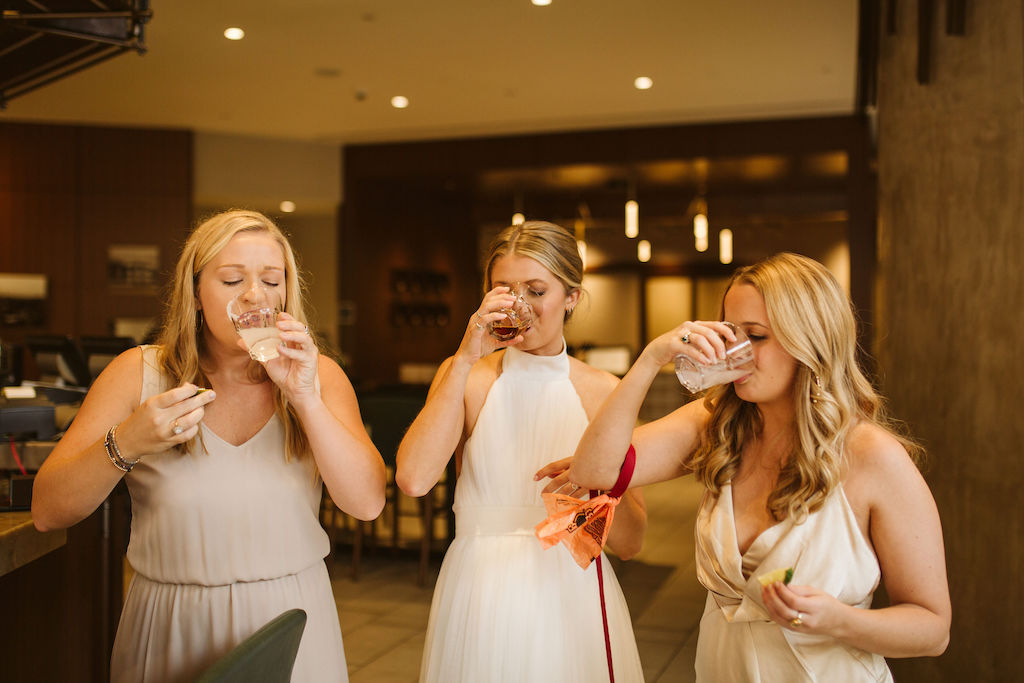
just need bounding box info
[25,335,92,388]
[80,336,137,380]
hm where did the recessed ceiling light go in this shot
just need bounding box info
[532,0,552,6]
[224,27,245,41]
[280,201,296,213]
[634,76,653,90]
[391,95,409,109]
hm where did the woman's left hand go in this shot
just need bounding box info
[535,457,585,497]
[761,580,846,636]
[263,312,318,402]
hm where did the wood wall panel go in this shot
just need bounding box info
[0,122,192,348]
[877,1,1023,680]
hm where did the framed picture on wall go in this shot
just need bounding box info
[107,244,160,293]
[0,273,47,327]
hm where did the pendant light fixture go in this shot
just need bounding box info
[719,229,733,264]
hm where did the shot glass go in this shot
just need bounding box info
[227,286,282,362]
[674,321,753,392]
[489,283,535,341]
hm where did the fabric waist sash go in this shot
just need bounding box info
[455,505,544,537]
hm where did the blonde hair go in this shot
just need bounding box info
[483,221,583,320]
[153,209,313,462]
[688,252,922,522]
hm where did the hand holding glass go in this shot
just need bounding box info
[675,322,754,392]
[228,286,283,362]
[490,283,534,341]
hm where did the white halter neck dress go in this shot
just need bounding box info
[419,344,644,682]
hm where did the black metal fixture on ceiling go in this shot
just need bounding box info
[0,0,152,108]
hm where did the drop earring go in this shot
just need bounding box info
[811,373,823,404]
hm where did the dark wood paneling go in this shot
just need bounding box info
[0,122,192,345]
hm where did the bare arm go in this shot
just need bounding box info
[569,320,729,490]
[32,348,215,531]
[396,287,519,497]
[292,357,387,521]
[762,430,951,657]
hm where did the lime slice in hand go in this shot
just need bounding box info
[757,567,794,587]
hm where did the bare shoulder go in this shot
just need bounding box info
[316,355,356,396]
[843,421,924,507]
[568,356,619,420]
[67,346,145,435]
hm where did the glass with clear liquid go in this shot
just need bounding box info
[228,286,282,362]
[674,322,754,392]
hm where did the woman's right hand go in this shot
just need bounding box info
[639,320,737,369]
[453,286,520,366]
[114,383,217,460]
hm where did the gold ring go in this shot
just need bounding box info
[172,420,184,436]
[474,322,484,330]
[790,612,803,627]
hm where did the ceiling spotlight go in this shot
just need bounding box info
[634,76,653,90]
[390,95,409,109]
[512,212,525,226]
[532,0,553,5]
[224,27,245,41]
[280,200,296,213]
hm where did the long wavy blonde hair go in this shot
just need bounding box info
[688,252,922,522]
[153,209,313,461]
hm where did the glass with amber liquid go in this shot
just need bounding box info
[489,283,534,341]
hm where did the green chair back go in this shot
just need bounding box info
[196,608,307,683]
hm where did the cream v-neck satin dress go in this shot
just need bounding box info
[419,344,644,682]
[109,346,346,682]
[694,482,893,682]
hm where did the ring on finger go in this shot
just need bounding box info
[681,332,691,344]
[790,612,804,627]
[474,322,484,330]
[474,310,484,320]
[302,325,309,335]
[172,420,184,436]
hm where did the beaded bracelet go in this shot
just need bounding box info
[104,424,140,473]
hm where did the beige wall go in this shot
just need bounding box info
[877,2,1023,680]
[193,133,342,350]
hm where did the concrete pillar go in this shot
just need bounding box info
[877,1,1023,680]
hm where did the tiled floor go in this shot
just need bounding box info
[329,475,707,682]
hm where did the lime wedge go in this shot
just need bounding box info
[757,567,794,587]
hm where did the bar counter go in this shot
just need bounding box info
[0,509,66,576]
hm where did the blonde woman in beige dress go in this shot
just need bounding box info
[32,210,386,682]
[569,253,951,681]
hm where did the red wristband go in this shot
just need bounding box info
[608,444,636,498]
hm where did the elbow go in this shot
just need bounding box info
[30,501,62,533]
[352,496,386,522]
[614,539,643,562]
[395,469,432,499]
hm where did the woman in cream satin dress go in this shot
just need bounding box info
[568,252,951,681]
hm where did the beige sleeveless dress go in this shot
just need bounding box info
[109,346,346,682]
[694,482,893,682]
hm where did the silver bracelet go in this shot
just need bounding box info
[105,424,140,473]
